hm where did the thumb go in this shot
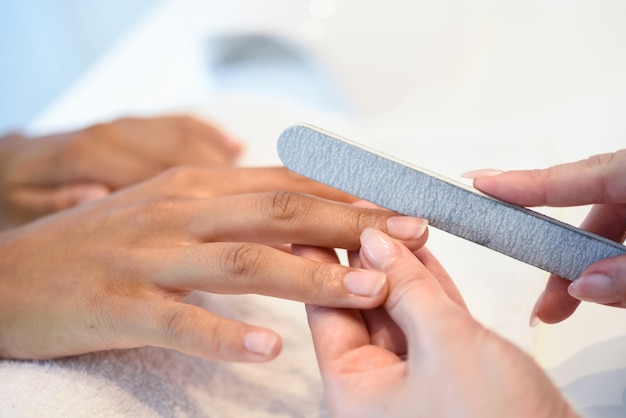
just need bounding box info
[568,254,626,307]
[359,229,466,347]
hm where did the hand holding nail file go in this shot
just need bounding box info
[277,124,626,281]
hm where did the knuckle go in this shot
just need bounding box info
[204,320,228,357]
[307,264,342,301]
[173,115,199,140]
[162,306,194,345]
[528,168,552,204]
[528,168,551,184]
[221,243,263,278]
[159,165,202,188]
[586,152,615,170]
[353,209,388,237]
[134,195,183,226]
[353,210,372,235]
[162,306,229,359]
[267,190,307,222]
[586,153,615,201]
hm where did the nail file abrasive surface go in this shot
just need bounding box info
[277,124,626,281]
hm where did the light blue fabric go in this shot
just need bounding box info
[0,0,160,133]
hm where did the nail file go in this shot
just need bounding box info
[277,124,626,281]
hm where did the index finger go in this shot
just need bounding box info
[473,150,626,207]
[109,166,359,209]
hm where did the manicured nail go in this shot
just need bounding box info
[360,228,399,269]
[529,291,544,327]
[386,216,428,241]
[344,270,387,296]
[244,331,279,356]
[460,169,503,179]
[568,273,618,304]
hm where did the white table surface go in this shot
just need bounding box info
[10,1,626,416]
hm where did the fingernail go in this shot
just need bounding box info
[344,270,387,296]
[77,188,109,203]
[529,291,544,327]
[568,273,618,304]
[360,228,399,269]
[460,169,503,179]
[386,216,428,240]
[244,331,279,356]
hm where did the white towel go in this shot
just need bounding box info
[0,293,328,417]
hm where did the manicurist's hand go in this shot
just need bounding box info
[0,167,428,361]
[304,229,577,418]
[464,149,626,324]
[0,115,242,229]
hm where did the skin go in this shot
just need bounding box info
[0,115,242,229]
[303,229,578,418]
[469,149,626,324]
[0,166,428,361]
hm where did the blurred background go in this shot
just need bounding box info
[0,0,158,133]
[1,0,626,414]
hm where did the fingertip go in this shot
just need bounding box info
[154,303,282,362]
[343,269,388,299]
[535,275,581,324]
[460,168,504,180]
[529,291,544,327]
[568,273,621,305]
[360,228,401,270]
[386,216,429,242]
[244,330,282,360]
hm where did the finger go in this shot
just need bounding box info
[568,254,626,308]
[361,307,407,356]
[535,275,581,324]
[64,135,169,188]
[359,228,470,349]
[145,243,388,308]
[471,150,626,207]
[578,203,626,243]
[535,203,626,323]
[352,199,431,250]
[294,245,406,354]
[183,191,429,250]
[357,230,464,309]
[111,116,241,167]
[59,116,239,187]
[173,115,243,160]
[306,304,402,376]
[10,183,111,220]
[295,244,377,363]
[137,299,281,361]
[348,250,361,268]
[144,166,359,203]
[291,244,339,263]
[414,247,467,309]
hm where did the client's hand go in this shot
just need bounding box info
[0,115,242,229]
[0,167,428,361]
[465,149,626,324]
[304,229,577,418]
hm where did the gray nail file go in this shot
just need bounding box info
[277,124,626,281]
